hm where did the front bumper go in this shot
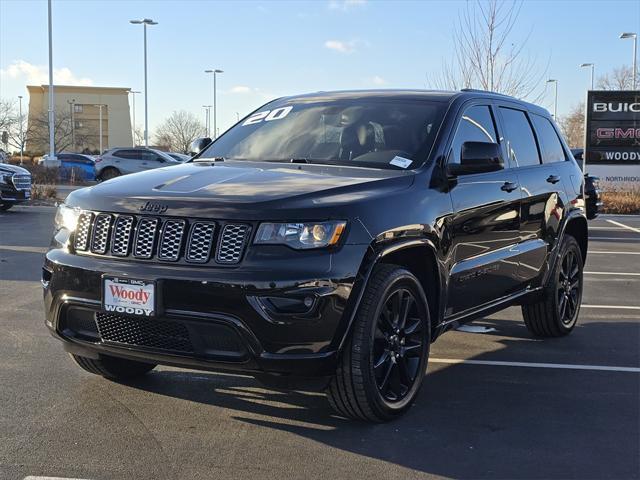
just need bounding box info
[43,243,369,384]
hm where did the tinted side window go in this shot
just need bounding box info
[499,108,540,167]
[532,115,567,163]
[449,105,498,164]
[112,150,128,159]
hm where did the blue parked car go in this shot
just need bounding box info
[58,153,96,182]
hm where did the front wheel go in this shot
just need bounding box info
[522,234,583,337]
[0,203,13,211]
[326,264,431,422]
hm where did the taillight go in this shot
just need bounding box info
[95,156,102,163]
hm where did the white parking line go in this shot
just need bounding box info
[589,237,636,241]
[607,219,640,234]
[582,305,640,310]
[589,251,640,255]
[589,226,627,231]
[429,358,640,373]
[24,477,91,480]
[585,271,640,276]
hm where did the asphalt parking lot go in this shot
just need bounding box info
[0,207,638,480]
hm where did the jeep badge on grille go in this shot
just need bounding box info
[139,201,168,214]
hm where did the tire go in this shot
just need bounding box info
[70,353,156,380]
[326,264,431,422]
[99,167,120,181]
[522,234,583,337]
[0,203,13,211]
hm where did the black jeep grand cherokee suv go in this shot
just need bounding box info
[44,90,587,422]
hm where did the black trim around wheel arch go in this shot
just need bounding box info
[542,210,588,290]
[334,238,442,354]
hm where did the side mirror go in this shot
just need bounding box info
[190,137,212,156]
[447,142,503,176]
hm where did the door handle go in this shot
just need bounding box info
[546,175,561,184]
[501,181,518,193]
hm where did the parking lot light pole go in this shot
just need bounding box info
[619,32,637,89]
[580,63,595,90]
[202,105,212,137]
[93,104,105,154]
[130,18,157,147]
[47,0,56,161]
[205,69,223,138]
[129,90,140,146]
[67,99,76,150]
[18,95,23,165]
[547,79,558,118]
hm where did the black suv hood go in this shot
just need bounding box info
[0,163,30,175]
[68,161,414,219]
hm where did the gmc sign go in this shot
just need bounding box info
[586,90,640,164]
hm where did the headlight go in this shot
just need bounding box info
[0,173,11,184]
[254,221,347,249]
[54,204,81,231]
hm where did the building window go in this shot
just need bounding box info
[73,104,83,113]
[74,121,83,129]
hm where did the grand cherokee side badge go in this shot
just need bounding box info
[139,201,168,214]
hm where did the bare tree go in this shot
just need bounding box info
[27,109,87,154]
[133,126,144,147]
[0,99,28,154]
[429,0,547,100]
[154,110,205,154]
[596,65,639,90]
[557,103,585,149]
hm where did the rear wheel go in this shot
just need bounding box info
[0,203,13,211]
[522,234,583,337]
[326,264,430,422]
[70,353,156,380]
[99,167,120,181]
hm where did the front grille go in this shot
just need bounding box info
[186,222,216,263]
[91,214,112,254]
[95,312,194,353]
[217,224,250,264]
[133,217,159,259]
[11,174,31,191]
[74,212,94,251]
[112,215,135,256]
[73,211,250,265]
[158,219,186,261]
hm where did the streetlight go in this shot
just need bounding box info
[129,90,140,146]
[93,104,106,154]
[547,79,558,118]
[67,98,76,150]
[620,32,637,89]
[202,105,212,137]
[130,18,157,147]
[580,63,595,90]
[17,95,23,164]
[204,69,223,138]
[47,0,55,161]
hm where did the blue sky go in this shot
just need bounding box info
[1,0,639,133]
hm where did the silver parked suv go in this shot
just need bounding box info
[95,147,181,181]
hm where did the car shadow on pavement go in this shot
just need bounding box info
[127,321,640,480]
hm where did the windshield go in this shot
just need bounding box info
[198,97,446,170]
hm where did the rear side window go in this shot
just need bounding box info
[499,108,541,167]
[532,115,567,163]
[113,150,142,160]
[449,105,498,164]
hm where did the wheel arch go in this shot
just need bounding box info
[563,214,588,263]
[336,238,444,352]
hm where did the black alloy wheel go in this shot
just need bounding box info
[373,288,426,402]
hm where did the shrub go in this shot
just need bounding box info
[601,188,640,215]
[31,184,58,200]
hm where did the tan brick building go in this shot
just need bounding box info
[26,85,133,153]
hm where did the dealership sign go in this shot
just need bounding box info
[585,90,640,189]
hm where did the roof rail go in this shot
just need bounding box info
[460,88,513,98]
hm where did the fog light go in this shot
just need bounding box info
[303,296,314,308]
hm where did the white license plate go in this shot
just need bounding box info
[103,277,156,317]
